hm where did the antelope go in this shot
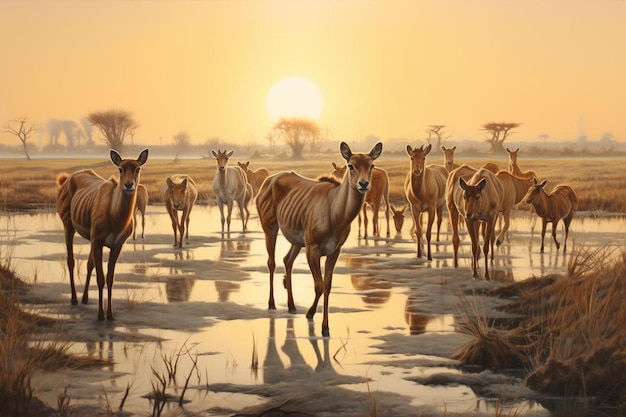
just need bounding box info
[237,161,270,196]
[481,162,501,174]
[459,168,504,279]
[212,150,248,233]
[494,170,535,246]
[390,203,408,234]
[256,141,383,337]
[132,184,148,240]
[523,179,578,253]
[507,147,537,180]
[441,145,460,172]
[447,165,478,268]
[162,174,198,248]
[404,144,447,260]
[331,162,391,238]
[56,148,149,321]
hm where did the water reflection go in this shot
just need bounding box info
[350,274,391,308]
[215,280,240,302]
[262,318,335,384]
[405,294,435,335]
[166,276,195,302]
[219,237,252,262]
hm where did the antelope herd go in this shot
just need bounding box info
[55,144,578,335]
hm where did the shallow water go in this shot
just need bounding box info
[4,207,626,416]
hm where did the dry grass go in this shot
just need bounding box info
[1,152,625,213]
[456,246,626,411]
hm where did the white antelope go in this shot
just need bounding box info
[405,144,447,260]
[256,142,383,337]
[163,174,198,248]
[330,162,391,238]
[212,150,249,233]
[56,149,149,321]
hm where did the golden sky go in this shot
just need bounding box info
[1,0,625,147]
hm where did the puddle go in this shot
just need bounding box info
[5,206,626,416]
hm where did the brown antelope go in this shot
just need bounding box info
[459,168,504,279]
[243,181,253,231]
[507,147,537,180]
[481,162,501,174]
[132,184,148,240]
[162,174,198,248]
[331,162,391,238]
[447,165,478,267]
[494,170,535,246]
[523,179,578,253]
[441,145,460,172]
[404,144,447,260]
[256,141,383,337]
[237,161,270,196]
[56,148,149,321]
[390,204,408,234]
[212,150,248,233]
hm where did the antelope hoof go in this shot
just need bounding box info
[107,313,115,321]
[556,242,561,250]
[97,314,105,321]
[71,298,78,306]
[81,297,88,305]
[322,328,330,338]
[288,308,297,314]
[496,239,503,247]
[268,302,276,310]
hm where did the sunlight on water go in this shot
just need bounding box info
[3,207,625,415]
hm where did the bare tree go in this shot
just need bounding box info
[272,117,320,159]
[88,109,139,152]
[172,131,191,161]
[482,122,521,154]
[265,131,277,153]
[5,116,37,160]
[425,125,449,152]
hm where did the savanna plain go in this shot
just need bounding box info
[1,148,626,417]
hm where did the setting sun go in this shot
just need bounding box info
[266,76,323,122]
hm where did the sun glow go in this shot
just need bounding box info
[266,77,323,122]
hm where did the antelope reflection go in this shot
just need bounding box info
[262,318,335,385]
[219,237,251,262]
[165,275,195,302]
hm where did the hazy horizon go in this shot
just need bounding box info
[1,0,625,148]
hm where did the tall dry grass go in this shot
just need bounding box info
[455,245,626,412]
[1,153,625,213]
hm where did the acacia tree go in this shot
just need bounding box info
[272,117,320,159]
[425,125,449,152]
[5,116,37,160]
[482,122,521,154]
[88,109,138,152]
[172,131,191,161]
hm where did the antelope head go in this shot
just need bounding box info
[442,145,456,166]
[166,177,189,210]
[506,147,520,164]
[237,161,250,173]
[390,204,407,233]
[110,148,149,195]
[330,162,346,181]
[340,141,382,195]
[212,149,234,172]
[460,177,487,221]
[406,144,432,176]
[523,178,548,206]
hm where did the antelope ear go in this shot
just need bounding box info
[506,147,512,153]
[137,148,149,165]
[166,177,174,188]
[533,177,539,185]
[369,142,383,160]
[405,145,413,156]
[226,150,234,158]
[110,149,122,166]
[452,145,456,151]
[211,150,218,157]
[459,177,468,191]
[477,178,487,191]
[401,204,408,212]
[424,144,432,155]
[340,142,352,161]
[539,180,547,188]
[181,178,188,189]
[390,204,397,212]
[332,162,338,169]
[441,146,446,152]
